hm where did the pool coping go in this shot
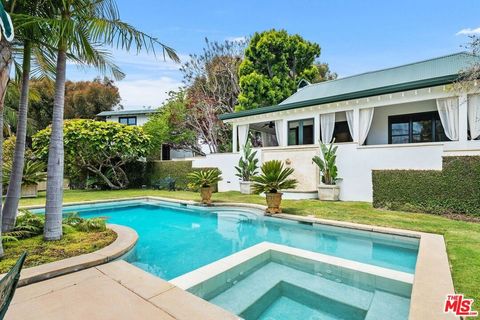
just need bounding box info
[20,196,457,319]
[1,224,138,287]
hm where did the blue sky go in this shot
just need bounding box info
[69,0,480,109]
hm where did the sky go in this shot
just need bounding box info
[68,0,480,109]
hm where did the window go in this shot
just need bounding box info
[388,111,449,144]
[332,121,353,143]
[119,116,137,126]
[288,118,314,145]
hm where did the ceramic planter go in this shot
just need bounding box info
[21,184,38,198]
[317,184,340,201]
[239,181,253,194]
[200,186,213,204]
[265,192,283,214]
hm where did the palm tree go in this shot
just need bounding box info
[43,0,178,240]
[2,0,53,232]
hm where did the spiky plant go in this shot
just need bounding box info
[251,160,297,194]
[187,169,222,188]
[312,141,339,185]
[235,140,258,181]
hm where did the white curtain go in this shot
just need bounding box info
[468,95,480,140]
[237,124,249,150]
[320,113,335,143]
[436,97,459,141]
[274,120,283,146]
[345,110,354,139]
[358,108,374,145]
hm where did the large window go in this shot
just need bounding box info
[288,118,314,145]
[388,111,448,144]
[119,116,137,126]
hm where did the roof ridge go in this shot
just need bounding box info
[298,51,471,89]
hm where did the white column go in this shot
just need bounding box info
[281,120,288,147]
[459,94,468,142]
[314,114,320,144]
[353,108,360,143]
[232,123,238,153]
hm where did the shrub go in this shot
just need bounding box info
[372,156,480,215]
[187,169,222,189]
[235,140,258,181]
[252,160,297,194]
[145,160,217,190]
[312,140,339,185]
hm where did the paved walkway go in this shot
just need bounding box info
[6,261,239,320]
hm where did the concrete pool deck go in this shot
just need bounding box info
[5,260,239,320]
[16,196,458,319]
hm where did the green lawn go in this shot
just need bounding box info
[19,189,480,302]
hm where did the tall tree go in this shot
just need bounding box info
[43,0,178,240]
[64,77,121,119]
[236,29,322,111]
[181,38,245,152]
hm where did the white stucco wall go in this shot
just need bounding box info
[366,100,438,145]
[191,153,243,191]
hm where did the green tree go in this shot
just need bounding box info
[41,0,178,241]
[33,119,150,190]
[236,29,322,111]
[143,91,200,157]
[64,77,121,119]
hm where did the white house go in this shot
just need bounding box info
[195,52,480,201]
[97,109,197,160]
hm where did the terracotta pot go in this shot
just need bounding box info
[200,186,213,204]
[265,192,283,214]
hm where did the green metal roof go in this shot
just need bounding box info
[220,52,480,120]
[97,109,158,117]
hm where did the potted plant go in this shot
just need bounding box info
[312,141,340,201]
[187,169,222,204]
[235,140,259,194]
[3,160,47,198]
[252,160,297,215]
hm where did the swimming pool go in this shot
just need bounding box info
[34,199,419,280]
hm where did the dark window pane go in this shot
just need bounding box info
[119,118,128,124]
[412,119,433,142]
[333,121,352,143]
[392,136,409,144]
[435,120,449,142]
[303,123,314,144]
[391,122,409,135]
[127,117,136,125]
[288,121,299,145]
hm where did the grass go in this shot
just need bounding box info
[0,229,117,273]
[19,189,480,302]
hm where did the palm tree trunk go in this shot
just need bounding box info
[44,48,66,241]
[0,37,13,256]
[2,41,32,232]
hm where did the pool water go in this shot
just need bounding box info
[39,200,419,280]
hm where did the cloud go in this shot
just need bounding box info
[456,27,480,35]
[116,77,183,109]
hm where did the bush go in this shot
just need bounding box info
[145,160,217,191]
[372,156,480,215]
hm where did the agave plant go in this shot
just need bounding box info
[3,159,47,186]
[187,169,223,189]
[235,140,259,181]
[252,160,297,194]
[312,141,339,185]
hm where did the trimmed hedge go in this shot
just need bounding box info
[145,160,217,190]
[372,156,480,215]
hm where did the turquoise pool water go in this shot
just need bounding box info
[35,200,419,280]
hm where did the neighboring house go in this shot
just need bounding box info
[97,109,196,160]
[206,52,480,201]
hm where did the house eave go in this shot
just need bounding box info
[219,74,458,121]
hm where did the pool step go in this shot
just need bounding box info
[365,290,410,320]
[209,262,374,315]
